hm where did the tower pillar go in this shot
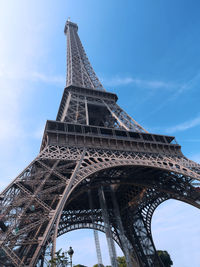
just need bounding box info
[88,190,103,266]
[98,186,118,267]
[110,186,139,267]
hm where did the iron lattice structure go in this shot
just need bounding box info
[0,20,200,267]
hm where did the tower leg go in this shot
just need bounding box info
[93,229,103,267]
[88,190,103,266]
[51,212,62,265]
[110,186,139,267]
[124,208,164,267]
[98,186,118,267]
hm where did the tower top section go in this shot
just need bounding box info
[64,19,78,34]
[64,19,105,90]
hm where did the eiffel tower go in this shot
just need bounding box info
[0,19,200,267]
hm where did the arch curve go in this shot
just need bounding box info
[57,222,121,247]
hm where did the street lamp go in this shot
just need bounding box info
[67,246,74,267]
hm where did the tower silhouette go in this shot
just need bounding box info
[0,20,200,267]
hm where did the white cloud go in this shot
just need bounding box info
[101,76,174,89]
[175,71,200,96]
[0,2,50,189]
[166,115,200,134]
[31,71,65,85]
[0,64,65,86]
[143,71,200,119]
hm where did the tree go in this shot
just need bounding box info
[74,265,88,267]
[157,250,173,266]
[93,257,126,267]
[93,264,104,267]
[117,256,127,267]
[47,249,69,267]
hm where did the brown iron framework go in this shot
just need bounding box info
[0,19,200,267]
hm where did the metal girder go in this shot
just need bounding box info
[59,18,147,132]
[98,186,118,267]
[88,190,103,266]
[57,88,148,132]
[110,186,139,267]
[0,145,200,266]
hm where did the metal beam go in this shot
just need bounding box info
[98,186,118,267]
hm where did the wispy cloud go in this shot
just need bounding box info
[0,66,65,86]
[31,72,65,86]
[166,115,200,134]
[174,71,200,97]
[101,76,174,89]
[143,71,200,119]
[0,4,57,189]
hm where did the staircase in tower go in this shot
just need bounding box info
[0,19,200,267]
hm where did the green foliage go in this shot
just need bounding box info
[157,250,173,267]
[93,257,126,267]
[117,256,127,267]
[74,265,88,267]
[47,249,69,267]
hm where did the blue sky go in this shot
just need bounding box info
[0,0,200,266]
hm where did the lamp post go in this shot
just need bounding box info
[67,246,74,267]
